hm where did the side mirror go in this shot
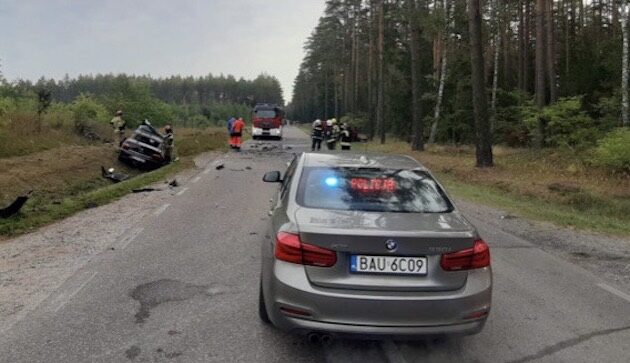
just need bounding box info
[262,171,282,183]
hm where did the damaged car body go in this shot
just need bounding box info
[118,120,169,169]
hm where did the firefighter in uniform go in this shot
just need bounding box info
[311,119,324,151]
[325,119,340,150]
[340,123,352,150]
[163,124,174,162]
[231,117,246,151]
[110,110,126,148]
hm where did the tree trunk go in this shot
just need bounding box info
[518,0,525,91]
[376,0,386,144]
[468,0,493,167]
[535,0,547,148]
[622,2,629,127]
[408,0,424,151]
[491,0,501,130]
[545,0,558,102]
[428,0,449,144]
[525,0,531,93]
[368,0,376,139]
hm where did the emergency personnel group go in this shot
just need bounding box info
[310,118,352,151]
[112,110,353,155]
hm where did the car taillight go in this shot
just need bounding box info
[440,239,490,271]
[275,232,337,267]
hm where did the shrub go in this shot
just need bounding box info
[591,128,630,172]
[72,94,109,139]
[523,97,599,148]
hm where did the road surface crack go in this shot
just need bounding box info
[506,325,630,363]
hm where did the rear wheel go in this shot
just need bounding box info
[258,280,271,324]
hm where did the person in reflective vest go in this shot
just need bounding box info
[226,117,236,148]
[163,124,174,162]
[110,110,126,149]
[231,117,246,151]
[311,119,324,151]
[340,123,352,150]
[325,119,340,150]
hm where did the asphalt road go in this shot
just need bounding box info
[1,126,629,363]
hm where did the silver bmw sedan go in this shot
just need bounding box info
[260,152,492,341]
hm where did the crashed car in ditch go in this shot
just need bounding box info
[118,120,169,169]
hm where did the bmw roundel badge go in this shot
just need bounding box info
[385,239,397,251]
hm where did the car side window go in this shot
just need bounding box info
[281,156,298,198]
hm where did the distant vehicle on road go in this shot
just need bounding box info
[260,152,492,341]
[119,120,169,169]
[252,103,284,140]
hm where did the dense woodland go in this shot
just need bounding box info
[288,0,630,168]
[0,72,284,127]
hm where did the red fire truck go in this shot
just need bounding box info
[252,103,284,140]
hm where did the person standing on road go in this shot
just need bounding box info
[311,119,324,151]
[340,123,352,151]
[110,110,126,149]
[227,117,236,148]
[163,124,175,162]
[231,117,246,151]
[325,119,340,150]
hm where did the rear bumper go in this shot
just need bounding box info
[263,261,492,337]
[252,126,282,137]
[280,316,486,339]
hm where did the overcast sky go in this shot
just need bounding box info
[0,0,326,102]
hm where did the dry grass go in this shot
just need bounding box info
[0,112,91,158]
[365,141,630,235]
[0,126,227,236]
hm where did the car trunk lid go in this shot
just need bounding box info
[295,208,475,292]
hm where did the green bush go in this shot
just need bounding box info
[72,94,109,136]
[591,128,630,172]
[523,97,599,148]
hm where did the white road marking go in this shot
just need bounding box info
[192,176,201,183]
[53,272,98,312]
[381,340,407,363]
[597,283,630,303]
[176,187,189,196]
[153,203,170,216]
[118,227,144,250]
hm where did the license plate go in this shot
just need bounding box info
[350,255,427,275]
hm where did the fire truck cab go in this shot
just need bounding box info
[252,103,284,140]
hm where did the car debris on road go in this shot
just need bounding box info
[101,166,130,183]
[0,191,32,219]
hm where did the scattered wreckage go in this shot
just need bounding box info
[0,191,32,219]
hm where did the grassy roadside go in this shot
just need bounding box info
[0,128,228,237]
[437,173,630,235]
[365,140,630,236]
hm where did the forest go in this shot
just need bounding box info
[288,0,630,170]
[0,72,284,128]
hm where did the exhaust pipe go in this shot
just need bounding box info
[307,332,321,344]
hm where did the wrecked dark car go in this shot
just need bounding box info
[119,120,168,169]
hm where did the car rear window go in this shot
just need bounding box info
[296,167,454,213]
